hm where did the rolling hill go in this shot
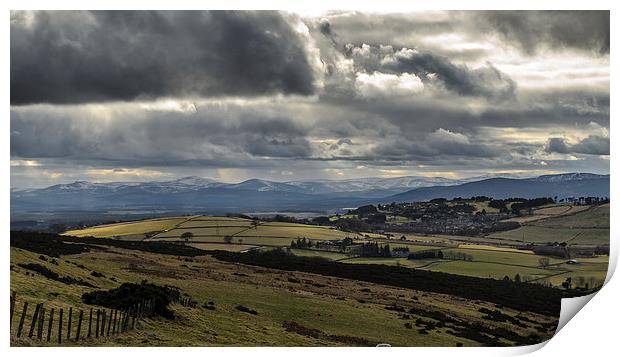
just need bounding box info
[387,174,609,203]
[11,173,609,229]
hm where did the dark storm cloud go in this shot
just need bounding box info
[546,135,610,156]
[474,11,610,55]
[10,11,316,105]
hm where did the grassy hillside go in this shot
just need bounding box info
[487,204,609,246]
[10,233,561,347]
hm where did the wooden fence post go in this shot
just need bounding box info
[101,310,106,337]
[106,309,112,336]
[10,291,16,332]
[37,306,45,340]
[28,303,41,338]
[112,310,117,334]
[46,308,54,343]
[16,301,28,338]
[75,310,83,341]
[67,307,73,340]
[95,309,100,338]
[87,308,93,338]
[58,308,63,344]
[131,305,136,329]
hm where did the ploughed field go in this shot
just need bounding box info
[11,232,560,346]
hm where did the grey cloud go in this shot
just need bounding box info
[546,138,570,154]
[11,11,316,105]
[317,11,609,57]
[345,44,516,99]
[475,11,609,55]
[372,129,501,161]
[10,106,313,165]
[546,135,609,155]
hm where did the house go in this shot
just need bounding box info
[391,247,410,258]
[567,259,580,265]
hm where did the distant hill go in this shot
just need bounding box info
[386,173,610,203]
[11,173,609,227]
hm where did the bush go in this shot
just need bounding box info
[18,263,96,287]
[82,282,180,319]
[235,305,258,315]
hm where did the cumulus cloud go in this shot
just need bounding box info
[354,71,424,98]
[11,11,317,105]
[345,44,516,99]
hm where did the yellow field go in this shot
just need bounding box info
[189,243,259,252]
[457,244,534,254]
[63,217,191,238]
[503,205,591,224]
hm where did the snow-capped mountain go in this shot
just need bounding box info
[532,173,607,183]
[11,173,609,224]
[285,176,462,195]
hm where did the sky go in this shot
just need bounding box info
[10,10,610,188]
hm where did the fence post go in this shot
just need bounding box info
[46,308,54,343]
[58,308,63,344]
[101,310,106,337]
[95,309,100,338]
[67,307,73,340]
[75,310,83,341]
[10,291,16,332]
[37,306,45,340]
[131,305,136,329]
[87,308,93,338]
[16,301,28,338]
[106,309,112,336]
[112,310,117,334]
[28,303,41,338]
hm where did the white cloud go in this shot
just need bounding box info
[355,71,424,98]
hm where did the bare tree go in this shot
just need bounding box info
[223,236,233,244]
[538,257,550,268]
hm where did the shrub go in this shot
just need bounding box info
[82,282,180,319]
[18,263,96,287]
[235,305,258,315]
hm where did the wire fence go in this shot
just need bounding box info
[9,291,156,345]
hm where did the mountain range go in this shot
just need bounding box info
[11,173,609,227]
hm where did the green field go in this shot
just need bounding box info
[487,226,609,245]
[289,249,352,261]
[487,204,609,246]
[417,261,551,281]
[60,211,609,290]
[338,243,608,288]
[533,204,609,229]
